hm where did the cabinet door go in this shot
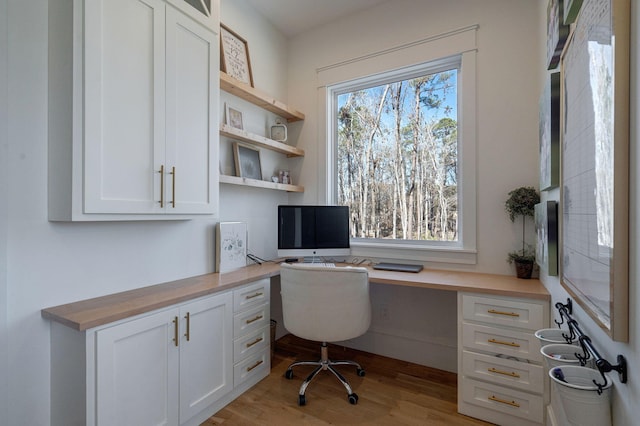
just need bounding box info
[166,0,219,30]
[96,309,179,426]
[165,7,219,214]
[84,0,166,214]
[179,291,232,422]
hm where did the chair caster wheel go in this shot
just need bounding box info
[298,394,306,406]
[285,369,294,380]
[356,368,365,377]
[348,393,358,405]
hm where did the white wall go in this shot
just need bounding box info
[1,1,288,425]
[535,1,640,425]
[284,0,542,372]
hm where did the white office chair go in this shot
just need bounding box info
[280,263,371,406]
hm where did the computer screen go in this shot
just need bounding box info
[277,205,350,259]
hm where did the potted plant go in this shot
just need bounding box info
[505,186,540,279]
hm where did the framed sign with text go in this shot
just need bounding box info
[220,24,254,87]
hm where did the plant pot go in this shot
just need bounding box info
[514,259,534,279]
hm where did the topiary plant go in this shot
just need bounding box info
[505,186,540,269]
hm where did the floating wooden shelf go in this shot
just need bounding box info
[220,174,304,193]
[220,124,304,157]
[220,72,305,122]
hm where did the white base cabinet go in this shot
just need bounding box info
[50,280,271,426]
[458,292,549,426]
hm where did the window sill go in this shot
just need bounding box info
[350,241,477,265]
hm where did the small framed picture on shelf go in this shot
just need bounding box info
[225,103,244,130]
[220,24,254,87]
[233,143,262,181]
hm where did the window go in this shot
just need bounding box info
[318,26,478,264]
[334,63,459,243]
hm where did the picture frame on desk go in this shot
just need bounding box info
[216,222,247,273]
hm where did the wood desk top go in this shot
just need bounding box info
[42,262,549,331]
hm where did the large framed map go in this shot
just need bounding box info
[560,0,630,341]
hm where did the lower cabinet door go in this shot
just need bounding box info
[96,308,179,426]
[179,291,233,422]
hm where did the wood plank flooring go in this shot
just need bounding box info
[203,334,493,425]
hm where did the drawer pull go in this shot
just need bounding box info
[488,395,520,408]
[488,367,520,378]
[488,338,520,348]
[247,359,264,372]
[246,337,264,348]
[245,291,264,300]
[488,309,520,317]
[246,314,264,324]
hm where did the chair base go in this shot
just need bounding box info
[284,341,365,405]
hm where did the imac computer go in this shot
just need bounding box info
[277,205,350,261]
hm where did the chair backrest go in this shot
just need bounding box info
[280,264,371,342]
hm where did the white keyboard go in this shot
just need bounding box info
[299,262,335,267]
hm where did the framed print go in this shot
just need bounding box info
[535,201,558,276]
[539,71,560,191]
[216,222,247,273]
[547,0,570,69]
[233,143,263,181]
[225,103,244,130]
[220,24,254,87]
[560,0,630,341]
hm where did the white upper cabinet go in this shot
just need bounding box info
[167,0,219,30]
[48,0,220,221]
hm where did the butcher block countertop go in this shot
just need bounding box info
[42,262,549,331]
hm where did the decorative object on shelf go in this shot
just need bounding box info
[539,71,560,191]
[505,186,540,279]
[546,0,569,69]
[560,0,630,342]
[535,201,558,276]
[233,143,262,181]
[220,24,253,87]
[225,103,244,130]
[278,170,290,185]
[270,118,288,142]
[216,222,247,273]
[563,0,583,24]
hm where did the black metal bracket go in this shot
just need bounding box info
[553,299,628,394]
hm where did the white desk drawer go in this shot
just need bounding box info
[234,325,269,363]
[462,294,545,331]
[462,350,544,394]
[462,322,542,362]
[461,377,544,424]
[234,348,269,387]
[233,303,270,337]
[233,279,270,313]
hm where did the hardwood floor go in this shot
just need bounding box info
[203,334,493,425]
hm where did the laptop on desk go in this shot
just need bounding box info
[372,263,423,273]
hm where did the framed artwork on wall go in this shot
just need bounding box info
[560,0,630,341]
[539,71,561,191]
[220,24,254,87]
[547,0,570,69]
[535,201,558,276]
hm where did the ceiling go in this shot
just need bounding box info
[244,0,389,37]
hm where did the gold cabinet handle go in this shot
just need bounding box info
[488,309,520,317]
[184,312,190,342]
[172,316,179,347]
[488,367,520,378]
[488,395,520,408]
[245,292,263,300]
[488,338,520,348]
[158,165,165,208]
[246,360,264,372]
[246,337,264,348]
[246,314,263,325]
[170,166,176,208]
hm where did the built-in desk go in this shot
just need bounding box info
[42,263,550,426]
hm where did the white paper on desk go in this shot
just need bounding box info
[216,222,247,273]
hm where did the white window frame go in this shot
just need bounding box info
[317,26,478,264]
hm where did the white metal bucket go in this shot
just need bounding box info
[535,328,574,346]
[541,343,590,369]
[549,366,612,426]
